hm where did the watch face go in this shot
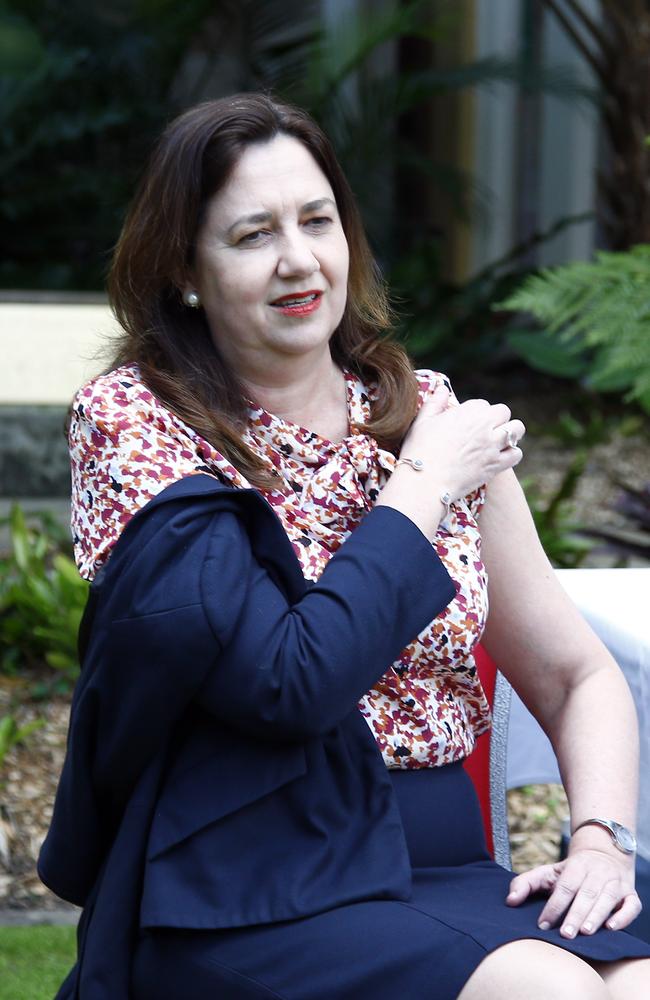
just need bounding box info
[612,822,637,853]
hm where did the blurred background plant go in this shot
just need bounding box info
[0,713,43,773]
[582,481,650,564]
[498,244,650,413]
[0,506,87,692]
[515,409,622,568]
[495,237,650,569]
[1,0,227,289]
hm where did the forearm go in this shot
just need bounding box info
[198,504,456,738]
[524,657,642,934]
[479,471,641,846]
[375,466,446,539]
[544,658,639,849]
[480,471,642,932]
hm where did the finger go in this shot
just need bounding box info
[424,384,451,413]
[537,868,585,929]
[574,881,631,936]
[496,443,524,473]
[506,419,526,447]
[489,402,511,426]
[506,865,559,906]
[496,420,526,452]
[605,892,643,932]
[557,876,619,939]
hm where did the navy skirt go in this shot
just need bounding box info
[132,763,650,999]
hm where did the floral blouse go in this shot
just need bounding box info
[69,364,491,768]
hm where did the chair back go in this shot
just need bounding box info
[463,645,512,868]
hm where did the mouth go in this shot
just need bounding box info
[270,290,323,307]
[269,290,323,316]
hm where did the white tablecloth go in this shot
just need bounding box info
[506,568,650,860]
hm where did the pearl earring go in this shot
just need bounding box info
[183,290,201,308]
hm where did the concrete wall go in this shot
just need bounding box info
[0,296,117,511]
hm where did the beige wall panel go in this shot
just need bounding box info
[1,303,118,405]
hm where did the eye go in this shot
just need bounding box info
[305,216,332,230]
[238,229,271,245]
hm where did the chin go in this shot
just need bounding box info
[270,326,335,356]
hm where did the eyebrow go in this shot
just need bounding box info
[226,197,337,237]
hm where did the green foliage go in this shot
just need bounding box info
[517,407,650,567]
[583,481,650,564]
[0,712,44,770]
[516,408,613,568]
[498,245,650,413]
[0,0,218,288]
[0,925,77,1000]
[391,213,593,374]
[0,506,87,683]
[521,452,595,569]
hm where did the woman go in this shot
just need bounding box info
[39,94,650,999]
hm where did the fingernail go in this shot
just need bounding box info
[607,919,617,930]
[562,925,576,938]
[538,921,550,931]
[583,922,593,934]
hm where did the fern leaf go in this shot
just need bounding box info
[497,245,650,410]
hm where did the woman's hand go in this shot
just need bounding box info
[376,384,525,539]
[400,385,526,501]
[506,846,641,938]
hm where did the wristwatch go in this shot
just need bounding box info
[572,818,637,855]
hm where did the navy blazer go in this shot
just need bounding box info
[38,475,456,998]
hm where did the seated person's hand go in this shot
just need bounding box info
[506,846,641,938]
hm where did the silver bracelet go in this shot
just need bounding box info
[396,457,425,472]
[395,458,453,517]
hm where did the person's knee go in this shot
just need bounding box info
[595,956,650,1000]
[457,939,610,1000]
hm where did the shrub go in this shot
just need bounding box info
[0,505,87,685]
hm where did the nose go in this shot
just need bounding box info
[276,228,320,279]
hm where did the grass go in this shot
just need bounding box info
[0,925,76,1000]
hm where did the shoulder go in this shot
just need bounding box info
[71,364,178,441]
[69,365,218,580]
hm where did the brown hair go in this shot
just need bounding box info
[108,92,419,487]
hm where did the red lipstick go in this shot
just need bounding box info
[270,290,323,316]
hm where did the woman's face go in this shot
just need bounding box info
[188,134,350,380]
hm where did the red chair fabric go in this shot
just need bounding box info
[463,644,498,858]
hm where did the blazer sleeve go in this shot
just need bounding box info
[107,495,457,742]
[39,487,456,904]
